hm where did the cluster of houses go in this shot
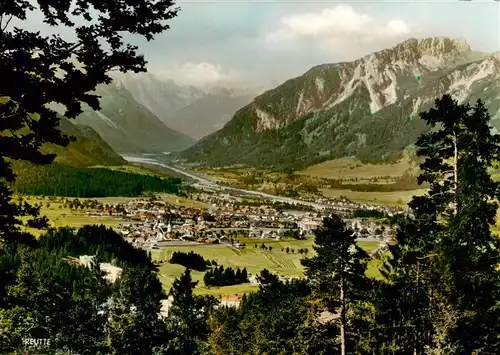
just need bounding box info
[81,191,399,249]
[65,192,401,321]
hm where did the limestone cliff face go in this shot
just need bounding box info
[182,37,500,169]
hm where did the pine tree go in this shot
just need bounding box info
[107,264,167,354]
[166,269,218,354]
[203,271,211,288]
[376,95,500,354]
[416,96,500,353]
[302,214,371,355]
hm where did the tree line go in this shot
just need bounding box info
[11,161,182,197]
[203,266,248,287]
[0,0,498,353]
[38,225,154,269]
[169,251,208,272]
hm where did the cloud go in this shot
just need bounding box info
[265,4,416,53]
[155,62,241,88]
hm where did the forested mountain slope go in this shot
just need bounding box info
[40,117,126,167]
[181,37,499,169]
[50,81,196,154]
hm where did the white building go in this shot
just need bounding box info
[298,220,320,233]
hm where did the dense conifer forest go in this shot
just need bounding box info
[169,251,208,271]
[203,266,249,287]
[1,95,499,354]
[38,225,155,269]
[10,161,182,197]
[0,1,499,353]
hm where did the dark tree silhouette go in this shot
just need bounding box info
[0,0,179,243]
[375,95,500,354]
[302,214,371,355]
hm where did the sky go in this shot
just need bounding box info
[17,0,500,89]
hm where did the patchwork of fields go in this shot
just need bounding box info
[151,238,381,297]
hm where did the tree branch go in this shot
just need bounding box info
[1,15,13,32]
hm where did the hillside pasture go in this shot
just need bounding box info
[152,238,381,296]
[298,155,419,181]
[320,187,427,207]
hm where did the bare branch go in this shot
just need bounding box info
[1,15,13,32]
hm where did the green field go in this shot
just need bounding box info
[151,238,381,297]
[20,194,208,236]
[298,155,419,181]
[20,197,123,236]
[320,187,427,207]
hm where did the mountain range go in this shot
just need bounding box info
[114,72,259,140]
[43,117,126,167]
[114,72,206,128]
[50,81,196,154]
[180,37,500,169]
[170,87,255,140]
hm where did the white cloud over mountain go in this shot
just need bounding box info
[266,5,417,51]
[156,62,241,88]
[20,1,498,87]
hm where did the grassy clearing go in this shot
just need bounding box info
[19,193,208,236]
[298,155,419,181]
[320,188,427,207]
[152,238,381,296]
[21,197,123,237]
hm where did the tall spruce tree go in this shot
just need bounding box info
[376,95,500,354]
[302,214,371,355]
[165,269,218,354]
[418,95,500,353]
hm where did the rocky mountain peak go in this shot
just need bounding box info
[182,37,500,169]
[397,37,471,55]
[362,37,471,72]
[209,86,238,97]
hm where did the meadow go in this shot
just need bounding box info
[298,155,419,182]
[198,154,427,207]
[19,193,208,236]
[320,188,427,207]
[151,238,381,297]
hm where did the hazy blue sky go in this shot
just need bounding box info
[18,0,500,88]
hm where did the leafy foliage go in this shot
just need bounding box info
[0,0,179,244]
